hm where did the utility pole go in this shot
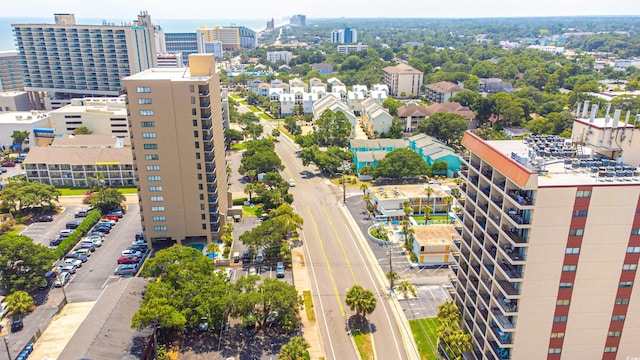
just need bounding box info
[3,337,12,360]
[388,245,395,290]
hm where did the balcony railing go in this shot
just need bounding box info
[496,280,520,297]
[495,293,518,313]
[491,308,515,330]
[507,190,534,206]
[498,259,522,279]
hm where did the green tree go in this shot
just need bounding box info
[345,284,377,320]
[224,128,244,148]
[436,301,472,360]
[359,183,368,195]
[396,280,415,299]
[0,180,61,212]
[0,235,57,292]
[382,98,403,116]
[244,183,258,202]
[279,336,310,360]
[246,122,264,140]
[85,187,125,213]
[417,113,468,146]
[10,131,29,151]
[5,290,35,315]
[272,127,281,138]
[373,148,429,179]
[255,278,301,329]
[72,126,93,135]
[239,139,284,175]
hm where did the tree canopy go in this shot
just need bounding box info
[417,113,469,146]
[0,179,60,213]
[239,139,284,175]
[0,235,57,293]
[373,148,429,179]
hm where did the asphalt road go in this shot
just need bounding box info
[263,120,409,360]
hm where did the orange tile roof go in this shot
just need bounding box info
[461,131,533,188]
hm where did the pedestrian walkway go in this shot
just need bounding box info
[28,302,95,360]
[291,246,325,359]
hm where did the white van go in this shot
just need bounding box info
[233,252,240,263]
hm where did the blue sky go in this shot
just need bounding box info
[3,0,640,20]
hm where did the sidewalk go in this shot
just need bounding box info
[291,246,325,359]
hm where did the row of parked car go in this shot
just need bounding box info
[114,232,149,276]
[46,208,126,288]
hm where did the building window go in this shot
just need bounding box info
[631,228,640,235]
[611,315,625,322]
[556,299,571,306]
[143,144,158,150]
[576,190,591,198]
[569,229,584,236]
[148,175,161,181]
[550,332,564,339]
[202,224,207,230]
[200,204,205,211]
[562,265,576,272]
[141,121,155,127]
[192,108,197,116]
[195,142,200,149]
[153,226,167,231]
[195,153,201,159]
[147,165,160,171]
[196,163,201,170]
[604,347,617,353]
[142,132,157,138]
[619,281,633,288]
[559,282,573,288]
[190,96,196,104]
[151,206,165,211]
[138,98,152,104]
[608,331,621,337]
[194,130,199,138]
[189,85,194,92]
[623,264,638,271]
[627,246,640,253]
[201,214,206,220]
[139,110,154,116]
[565,248,580,255]
[145,154,159,160]
[199,194,204,200]
[149,186,163,192]
[548,348,562,354]
[152,216,166,222]
[615,298,630,305]
[553,316,567,323]
[197,174,202,180]
[136,87,151,93]
[573,210,588,217]
[193,119,197,126]
[150,196,164,202]
[198,184,203,190]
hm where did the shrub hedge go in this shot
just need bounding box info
[53,209,102,259]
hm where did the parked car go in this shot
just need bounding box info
[114,264,138,276]
[49,237,64,246]
[3,161,15,167]
[66,221,81,229]
[132,240,147,247]
[75,248,92,257]
[63,258,82,268]
[98,219,116,226]
[11,318,23,333]
[36,215,53,222]
[289,178,296,187]
[87,232,105,239]
[107,210,124,218]
[54,272,70,287]
[255,251,264,264]
[0,168,7,173]
[92,226,110,234]
[122,249,142,258]
[74,210,89,218]
[65,253,88,262]
[135,232,144,241]
[242,250,250,263]
[58,264,76,274]
[82,238,102,247]
[59,229,75,237]
[248,267,257,276]
[117,255,139,264]
[76,243,96,252]
[276,262,285,278]
[102,215,119,222]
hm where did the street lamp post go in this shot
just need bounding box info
[3,336,12,360]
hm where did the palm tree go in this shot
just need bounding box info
[360,183,368,196]
[278,336,310,360]
[223,222,234,236]
[437,300,461,325]
[363,193,372,219]
[443,195,454,214]
[244,183,257,202]
[403,200,413,220]
[345,285,377,321]
[451,187,461,198]
[425,186,434,203]
[397,280,414,299]
[206,242,220,255]
[5,291,35,315]
[424,205,433,221]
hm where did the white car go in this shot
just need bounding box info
[75,248,92,257]
[132,240,147,247]
[54,272,70,287]
[82,238,102,247]
[289,179,296,187]
[99,219,116,225]
[248,267,257,276]
[63,258,82,268]
[122,249,143,258]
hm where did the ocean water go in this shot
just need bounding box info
[0,17,289,51]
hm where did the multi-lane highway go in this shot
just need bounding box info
[261,120,410,360]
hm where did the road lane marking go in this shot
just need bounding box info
[307,206,345,317]
[321,204,357,283]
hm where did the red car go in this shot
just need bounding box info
[3,161,15,167]
[117,255,139,264]
[101,215,119,222]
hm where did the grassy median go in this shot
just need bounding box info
[303,290,316,322]
[410,317,440,360]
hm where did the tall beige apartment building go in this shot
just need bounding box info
[123,54,228,247]
[453,105,640,359]
[382,63,423,98]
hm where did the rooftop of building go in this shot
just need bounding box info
[24,146,133,165]
[51,134,130,148]
[411,224,459,246]
[51,98,127,113]
[383,63,422,74]
[0,91,28,98]
[397,104,429,118]
[0,111,49,124]
[425,81,466,93]
[370,184,449,201]
[474,133,640,187]
[350,138,406,149]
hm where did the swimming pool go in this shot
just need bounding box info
[187,243,205,252]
